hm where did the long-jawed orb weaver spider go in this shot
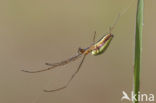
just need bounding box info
[21,29,114,92]
[21,0,135,93]
[21,8,123,92]
[21,3,133,91]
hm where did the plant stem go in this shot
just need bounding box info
[133,0,144,103]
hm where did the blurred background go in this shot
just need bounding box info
[0,0,155,103]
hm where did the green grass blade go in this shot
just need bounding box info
[133,0,144,103]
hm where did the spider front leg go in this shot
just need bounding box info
[92,31,96,44]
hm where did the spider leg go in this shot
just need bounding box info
[21,54,82,73]
[93,31,96,43]
[45,52,82,66]
[44,54,87,92]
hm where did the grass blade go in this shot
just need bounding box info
[133,0,144,103]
